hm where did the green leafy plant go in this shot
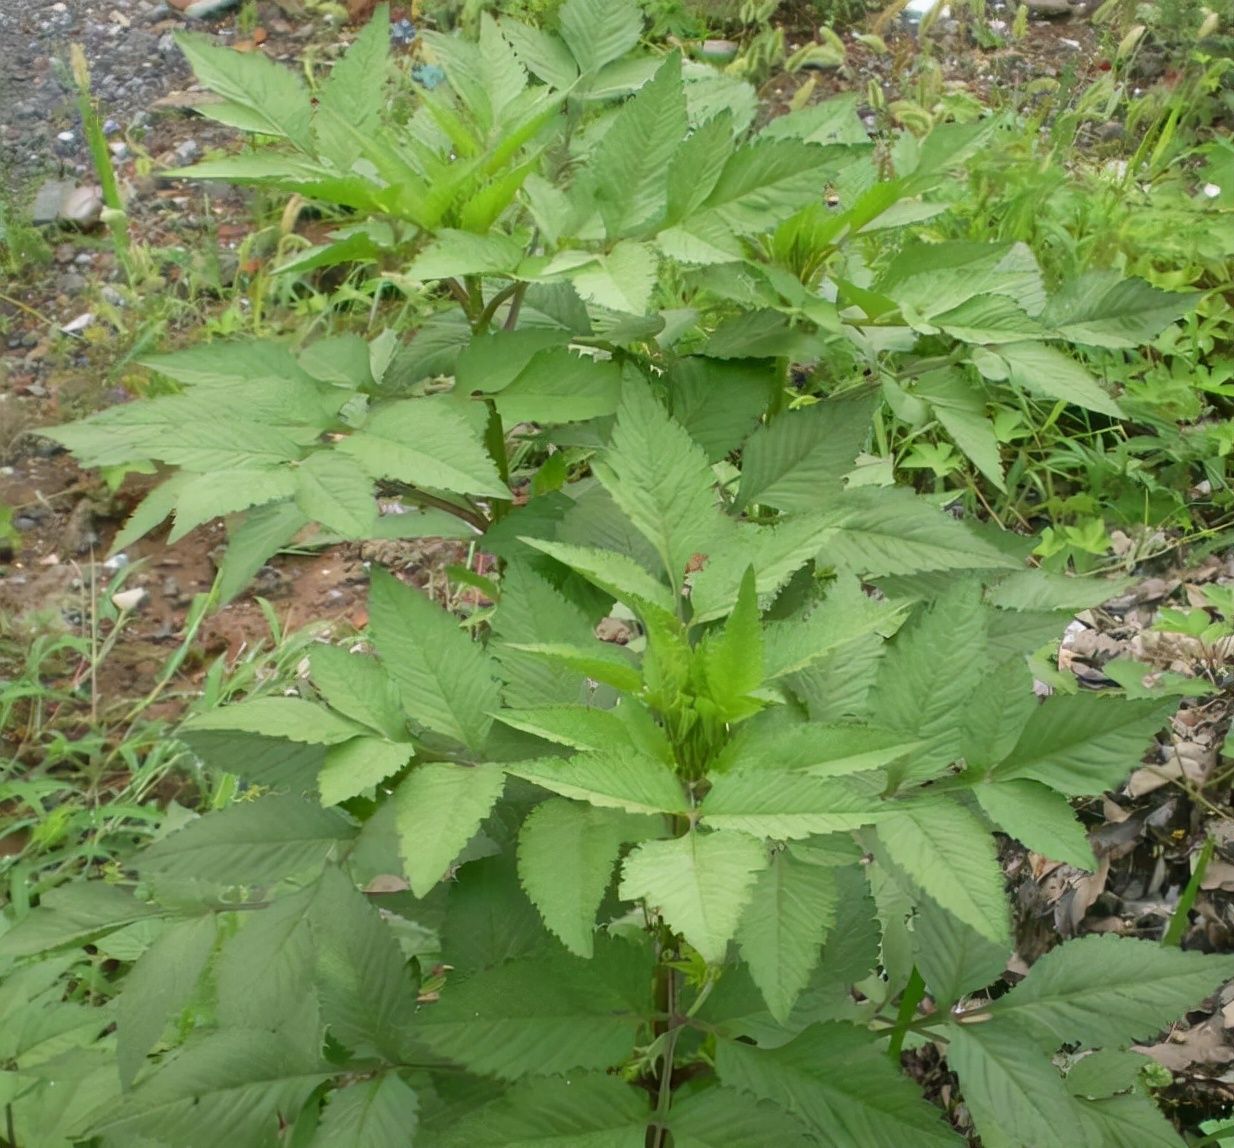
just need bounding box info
[3,380,1230,1145]
[7,2,1228,1143]
[46,1,1197,597]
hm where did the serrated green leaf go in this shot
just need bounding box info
[591,53,686,238]
[309,645,406,742]
[184,697,368,745]
[116,916,217,1087]
[419,939,652,1078]
[736,848,838,1022]
[309,867,420,1061]
[169,468,298,542]
[493,348,623,425]
[294,451,377,537]
[0,883,161,959]
[216,884,319,1040]
[927,294,1045,344]
[86,1031,330,1148]
[139,796,356,886]
[506,747,686,814]
[559,0,643,75]
[312,1074,420,1148]
[687,516,833,624]
[973,779,1095,870]
[1071,1091,1187,1148]
[668,1088,815,1147]
[175,32,313,151]
[700,140,840,235]
[394,763,506,897]
[819,487,1020,577]
[490,705,626,751]
[442,1073,648,1147]
[619,829,765,962]
[913,900,1008,1006]
[914,370,1005,490]
[996,341,1123,417]
[111,472,192,550]
[313,5,389,167]
[571,241,660,314]
[518,799,658,956]
[502,641,644,694]
[491,562,600,706]
[717,720,918,779]
[319,738,412,806]
[369,568,501,751]
[1042,272,1197,348]
[520,536,677,616]
[880,241,1046,318]
[455,329,570,395]
[716,1022,962,1146]
[216,500,309,605]
[947,1022,1092,1148]
[989,935,1234,1049]
[699,567,763,720]
[736,391,876,513]
[869,582,988,783]
[762,575,903,681]
[499,19,579,90]
[340,398,508,499]
[986,570,1128,612]
[877,800,1010,945]
[665,355,769,462]
[180,728,324,793]
[701,772,888,838]
[407,230,525,280]
[990,693,1175,796]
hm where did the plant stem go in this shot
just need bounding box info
[70,44,131,277]
[649,961,679,1148]
[887,966,926,1063]
[473,282,519,333]
[1162,836,1213,947]
[502,280,528,331]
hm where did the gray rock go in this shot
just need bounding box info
[31,178,76,225]
[173,138,200,165]
[1022,0,1082,15]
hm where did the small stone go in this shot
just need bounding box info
[60,186,104,227]
[173,138,200,165]
[74,252,95,265]
[100,285,125,306]
[59,312,95,335]
[104,552,131,571]
[56,130,74,143]
[167,0,241,16]
[112,587,147,611]
[157,30,177,54]
[1022,0,1082,15]
[32,179,74,225]
[698,38,739,62]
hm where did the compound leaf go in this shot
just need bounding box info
[394,764,506,898]
[736,848,839,1022]
[369,568,502,752]
[518,799,659,956]
[618,829,766,963]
